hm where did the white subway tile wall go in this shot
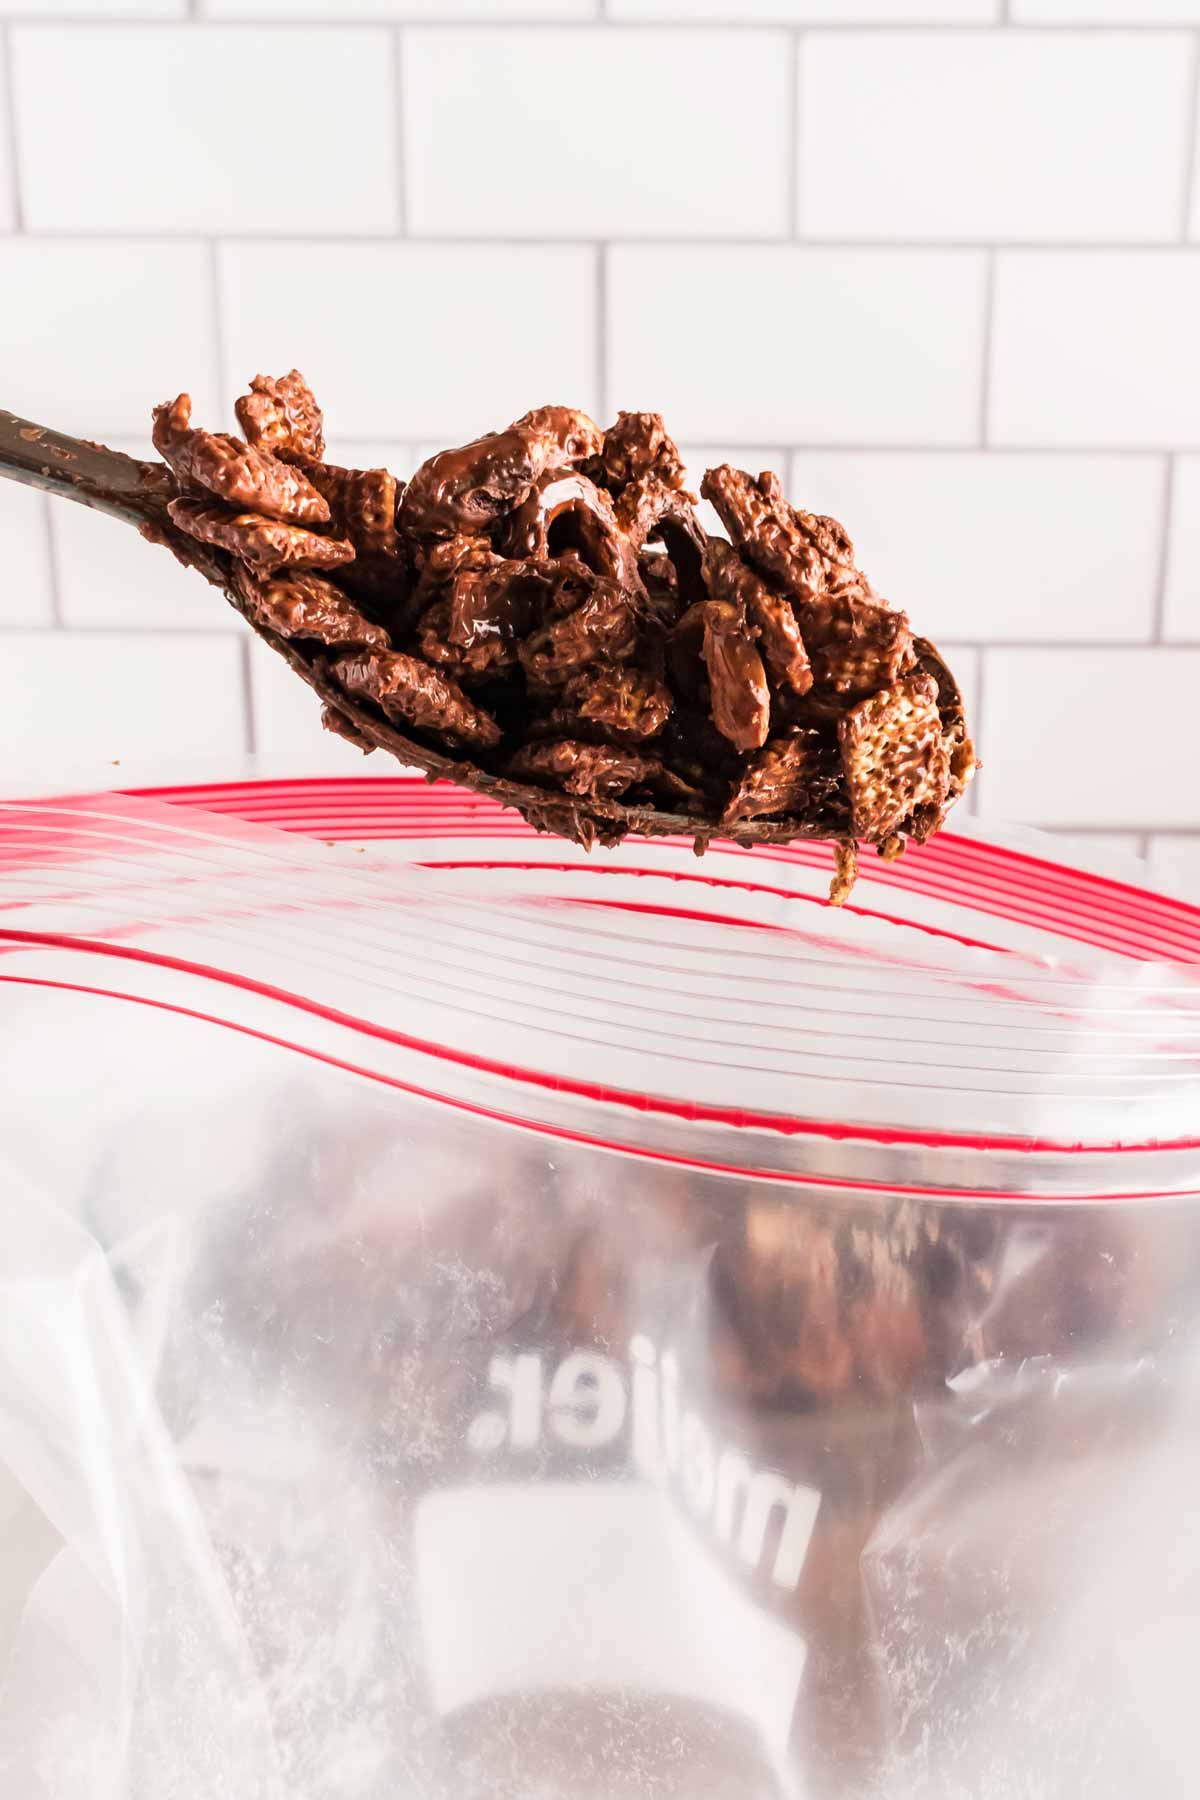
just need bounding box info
[204,2,594,15]
[0,634,246,772]
[0,485,53,627]
[613,2,998,16]
[1058,833,1146,860]
[10,27,398,235]
[787,452,1165,642]
[219,243,597,437]
[1147,835,1200,899]
[0,2,185,13]
[0,240,219,435]
[405,30,789,239]
[800,34,1193,243]
[609,247,987,442]
[1164,455,1200,639]
[51,495,231,632]
[979,649,1200,828]
[990,253,1200,447]
[0,10,1195,876]
[1014,3,1200,20]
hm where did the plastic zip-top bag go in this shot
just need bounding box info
[2,776,1200,1800]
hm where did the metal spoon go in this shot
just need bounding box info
[0,408,967,858]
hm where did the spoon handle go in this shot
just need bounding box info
[0,409,162,527]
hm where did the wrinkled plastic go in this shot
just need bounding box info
[3,786,1200,1799]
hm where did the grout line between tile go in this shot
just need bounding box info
[0,16,1196,30]
[949,637,1190,650]
[239,632,257,756]
[792,443,1188,457]
[0,623,242,637]
[1180,32,1200,243]
[41,494,63,630]
[392,27,407,236]
[1055,827,1142,842]
[789,31,802,241]
[594,243,608,420]
[1015,824,1200,837]
[0,19,1179,33]
[9,228,1200,252]
[1153,453,1175,643]
[2,24,24,233]
[979,250,996,448]
[0,16,788,29]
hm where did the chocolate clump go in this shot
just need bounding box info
[154,374,977,901]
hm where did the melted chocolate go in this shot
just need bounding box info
[0,391,979,906]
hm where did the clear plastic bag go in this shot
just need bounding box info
[2,786,1200,1799]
